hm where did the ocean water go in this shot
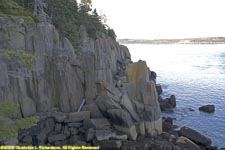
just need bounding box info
[125,44,225,148]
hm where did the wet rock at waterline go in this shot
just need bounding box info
[199,105,215,113]
[179,126,212,147]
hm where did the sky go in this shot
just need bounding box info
[92,0,225,39]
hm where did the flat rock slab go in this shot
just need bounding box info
[95,130,116,141]
[65,111,90,123]
[83,118,111,129]
[50,112,67,122]
[179,126,212,146]
[177,136,200,150]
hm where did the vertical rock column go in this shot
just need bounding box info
[125,61,162,136]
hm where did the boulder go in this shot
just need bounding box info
[68,122,83,128]
[179,126,212,146]
[50,112,67,123]
[37,131,47,145]
[95,140,122,149]
[111,134,128,141]
[160,100,173,111]
[168,95,176,107]
[156,84,163,95]
[4,138,19,146]
[95,130,116,141]
[65,111,90,123]
[48,134,67,143]
[21,135,32,144]
[162,117,173,132]
[177,136,201,150]
[54,123,62,133]
[68,135,83,144]
[82,104,103,118]
[68,128,79,135]
[199,105,215,113]
[85,128,95,142]
[83,118,111,129]
[107,109,137,140]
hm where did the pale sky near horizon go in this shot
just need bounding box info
[92,0,225,39]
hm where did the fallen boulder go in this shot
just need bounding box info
[179,126,212,147]
[177,136,201,150]
[107,109,137,140]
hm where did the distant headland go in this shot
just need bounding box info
[119,37,225,44]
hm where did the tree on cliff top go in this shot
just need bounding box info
[9,0,117,49]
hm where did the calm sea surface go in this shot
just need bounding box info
[126,44,225,148]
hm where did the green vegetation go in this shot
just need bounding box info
[3,50,34,69]
[10,0,117,50]
[0,0,35,22]
[0,101,39,141]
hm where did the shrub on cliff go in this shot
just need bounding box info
[0,101,39,141]
[3,50,34,69]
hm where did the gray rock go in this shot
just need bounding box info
[50,112,67,122]
[68,135,83,144]
[150,71,157,80]
[159,99,174,112]
[199,105,215,113]
[63,126,70,138]
[95,140,122,149]
[111,134,128,141]
[83,118,111,129]
[43,118,55,134]
[107,109,134,128]
[95,130,116,141]
[54,140,68,146]
[156,84,163,95]
[120,92,140,122]
[68,128,79,135]
[82,104,103,118]
[48,134,67,143]
[4,138,18,146]
[177,136,201,150]
[179,126,212,146]
[168,95,176,107]
[21,135,32,144]
[107,109,137,140]
[65,111,90,123]
[37,131,47,145]
[54,123,62,133]
[96,93,121,113]
[85,128,95,142]
[68,122,83,128]
[162,117,173,132]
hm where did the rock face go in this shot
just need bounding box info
[199,105,215,113]
[0,12,162,143]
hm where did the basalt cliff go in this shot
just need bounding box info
[0,2,162,147]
